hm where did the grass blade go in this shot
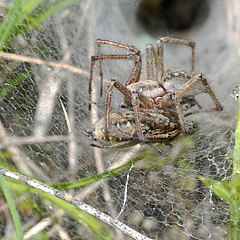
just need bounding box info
[229,86,240,239]
[198,175,231,203]
[0,0,22,50]
[0,71,32,99]
[0,173,23,240]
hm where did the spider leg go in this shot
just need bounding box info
[95,39,142,86]
[105,79,154,130]
[175,74,223,113]
[145,130,179,140]
[96,39,140,54]
[89,39,142,110]
[89,54,137,110]
[131,91,145,141]
[105,79,132,130]
[146,44,157,81]
[91,140,137,149]
[91,141,164,155]
[147,143,164,155]
[170,94,189,133]
[157,37,195,85]
[96,40,103,97]
[132,91,164,155]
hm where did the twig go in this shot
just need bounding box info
[0,135,68,150]
[0,51,88,76]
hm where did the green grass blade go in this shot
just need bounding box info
[52,157,139,190]
[27,0,81,29]
[229,86,240,239]
[0,71,32,99]
[22,0,46,13]
[0,0,81,50]
[0,0,22,50]
[0,173,23,240]
[40,193,114,240]
[233,87,240,173]
[198,175,231,203]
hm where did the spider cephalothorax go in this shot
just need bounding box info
[88,37,222,152]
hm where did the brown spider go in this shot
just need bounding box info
[88,37,222,151]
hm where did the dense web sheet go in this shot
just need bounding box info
[0,0,239,239]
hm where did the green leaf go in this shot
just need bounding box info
[198,175,231,203]
[0,173,23,240]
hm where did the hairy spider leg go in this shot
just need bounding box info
[158,74,223,132]
[170,93,189,133]
[174,74,223,116]
[131,90,165,155]
[89,39,142,110]
[105,79,132,130]
[90,140,137,149]
[131,91,145,141]
[104,79,141,142]
[89,53,138,110]
[156,37,196,85]
[105,79,152,128]
[146,44,157,81]
[96,39,141,88]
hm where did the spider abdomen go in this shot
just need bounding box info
[162,69,207,95]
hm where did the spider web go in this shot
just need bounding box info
[0,0,239,239]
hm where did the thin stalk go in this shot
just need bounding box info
[0,173,23,240]
[230,87,240,239]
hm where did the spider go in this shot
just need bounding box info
[88,37,222,151]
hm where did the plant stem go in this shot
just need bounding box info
[230,87,240,239]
